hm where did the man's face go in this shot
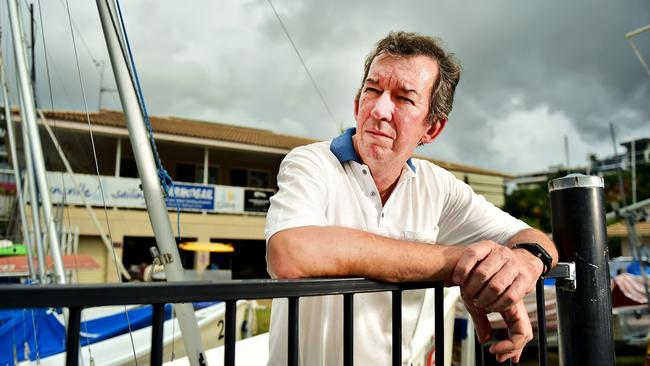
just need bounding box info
[353,53,442,168]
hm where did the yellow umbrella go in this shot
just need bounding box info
[179,242,234,253]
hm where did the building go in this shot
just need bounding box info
[3,109,513,283]
[607,221,650,258]
[591,137,650,174]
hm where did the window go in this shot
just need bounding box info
[230,168,247,187]
[229,168,269,188]
[248,169,269,188]
[175,163,196,183]
[209,166,220,184]
[120,158,138,178]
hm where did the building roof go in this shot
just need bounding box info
[41,109,316,151]
[32,109,512,178]
[608,221,650,237]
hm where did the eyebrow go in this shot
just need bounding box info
[364,78,419,96]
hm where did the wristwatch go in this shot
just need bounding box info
[512,243,552,278]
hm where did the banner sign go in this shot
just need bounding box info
[45,172,272,214]
[244,188,274,213]
[166,183,215,211]
[214,186,244,213]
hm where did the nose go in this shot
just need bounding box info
[370,92,394,121]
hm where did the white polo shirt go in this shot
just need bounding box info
[265,128,529,366]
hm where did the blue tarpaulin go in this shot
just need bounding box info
[0,304,172,364]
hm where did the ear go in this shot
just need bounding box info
[419,116,447,145]
[354,98,360,120]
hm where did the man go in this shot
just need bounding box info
[265,31,557,365]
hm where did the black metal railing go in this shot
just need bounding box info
[473,263,574,366]
[0,278,445,366]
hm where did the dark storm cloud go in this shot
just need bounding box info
[8,0,650,174]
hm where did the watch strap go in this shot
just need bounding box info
[512,242,552,278]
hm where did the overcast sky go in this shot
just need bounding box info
[2,0,650,175]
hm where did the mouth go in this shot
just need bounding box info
[366,129,393,140]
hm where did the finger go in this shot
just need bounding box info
[462,251,510,303]
[494,350,521,364]
[490,302,532,362]
[486,275,528,312]
[473,259,517,308]
[452,242,493,285]
[466,304,492,343]
[488,332,530,354]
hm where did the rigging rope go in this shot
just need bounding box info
[112,0,182,240]
[62,0,138,363]
[266,0,339,131]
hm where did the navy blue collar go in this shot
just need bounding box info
[330,127,416,173]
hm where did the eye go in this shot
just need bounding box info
[363,86,380,94]
[398,96,415,105]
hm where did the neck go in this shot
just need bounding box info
[366,161,403,204]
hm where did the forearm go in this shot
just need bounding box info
[267,225,465,282]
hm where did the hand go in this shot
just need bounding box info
[465,299,533,363]
[453,241,542,312]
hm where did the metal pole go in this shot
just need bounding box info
[0,56,35,281]
[609,123,627,207]
[114,137,121,177]
[549,174,614,366]
[606,197,650,221]
[624,213,650,310]
[564,135,570,170]
[19,87,46,282]
[8,0,65,284]
[95,1,206,365]
[29,3,35,103]
[631,140,636,204]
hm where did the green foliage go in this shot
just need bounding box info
[504,185,552,232]
[602,164,650,210]
[503,163,650,235]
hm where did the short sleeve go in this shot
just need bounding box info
[436,169,529,245]
[264,145,329,243]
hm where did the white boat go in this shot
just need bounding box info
[8,300,252,366]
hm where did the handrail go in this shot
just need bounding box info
[0,278,438,308]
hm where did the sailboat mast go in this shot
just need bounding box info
[7,0,65,284]
[95,1,206,365]
[18,94,46,282]
[0,57,36,282]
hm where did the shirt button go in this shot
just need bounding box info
[370,192,376,196]
[381,213,384,218]
[362,169,367,175]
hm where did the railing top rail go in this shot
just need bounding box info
[0,278,441,308]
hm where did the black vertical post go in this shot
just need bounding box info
[224,300,236,366]
[549,174,615,366]
[66,307,82,366]
[535,279,548,366]
[288,297,299,366]
[392,290,402,366]
[151,303,165,366]
[343,293,354,366]
[434,284,444,366]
